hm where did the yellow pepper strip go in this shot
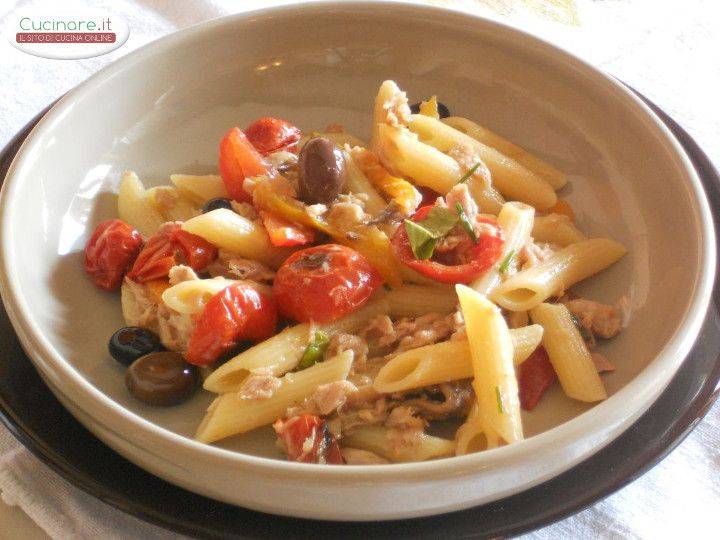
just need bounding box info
[253,181,403,287]
[418,95,440,119]
[349,147,421,215]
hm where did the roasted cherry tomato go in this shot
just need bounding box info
[273,244,382,323]
[186,282,278,366]
[219,127,273,202]
[83,219,143,291]
[273,414,343,464]
[259,211,316,247]
[518,347,557,411]
[245,117,302,156]
[391,205,504,284]
[127,223,218,283]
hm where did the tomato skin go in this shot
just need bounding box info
[186,282,277,366]
[273,244,383,323]
[83,219,143,291]
[245,117,302,156]
[518,347,557,411]
[417,186,441,207]
[273,414,344,464]
[219,127,272,202]
[127,223,218,283]
[391,205,504,284]
[259,211,315,247]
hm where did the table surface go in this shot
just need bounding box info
[0,0,718,538]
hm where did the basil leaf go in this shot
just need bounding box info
[498,250,516,274]
[495,386,505,414]
[298,331,330,370]
[455,203,478,244]
[457,162,482,184]
[404,219,437,260]
[419,206,458,238]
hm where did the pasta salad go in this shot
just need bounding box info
[83,81,627,464]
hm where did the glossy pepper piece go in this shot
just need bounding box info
[518,347,557,411]
[219,127,273,202]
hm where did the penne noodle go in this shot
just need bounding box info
[530,302,606,402]
[203,299,390,393]
[454,400,502,455]
[491,238,627,312]
[443,116,567,190]
[469,179,505,215]
[472,202,535,295]
[117,171,164,237]
[379,283,457,318]
[145,186,199,222]
[181,208,294,269]
[195,352,353,444]
[532,214,586,246]
[342,149,387,215]
[170,174,229,204]
[161,278,272,315]
[343,426,455,462]
[408,114,557,210]
[373,325,543,393]
[371,80,409,148]
[456,285,523,445]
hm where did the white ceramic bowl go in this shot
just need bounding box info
[0,1,715,521]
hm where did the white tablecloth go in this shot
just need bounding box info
[1,1,718,538]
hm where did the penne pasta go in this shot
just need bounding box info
[170,174,229,204]
[469,179,505,215]
[195,352,354,443]
[454,400,501,455]
[342,149,387,215]
[456,285,523,445]
[471,202,535,294]
[372,325,542,393]
[443,116,567,190]
[145,186,199,222]
[530,302,606,402]
[491,238,627,312]
[181,208,294,269]
[203,299,390,393]
[161,278,272,315]
[117,171,164,237]
[343,426,455,462]
[380,283,457,318]
[371,80,409,148]
[532,214,586,246]
[408,114,557,210]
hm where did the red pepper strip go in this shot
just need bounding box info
[391,205,504,284]
[259,211,316,247]
[518,347,557,411]
[219,127,273,202]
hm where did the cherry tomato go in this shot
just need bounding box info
[219,127,272,202]
[518,347,557,411]
[259,211,316,247]
[391,205,504,284]
[417,185,441,207]
[245,117,302,156]
[186,282,277,366]
[83,219,143,291]
[273,414,343,464]
[127,223,218,283]
[273,244,382,323]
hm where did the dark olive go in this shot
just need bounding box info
[409,101,451,118]
[125,351,199,406]
[297,137,346,204]
[109,327,161,367]
[202,198,233,213]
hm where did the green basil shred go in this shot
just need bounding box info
[495,386,505,414]
[298,331,330,370]
[455,203,478,244]
[498,250,516,274]
[457,162,482,184]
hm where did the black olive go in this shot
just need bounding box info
[202,198,233,213]
[409,101,451,118]
[109,327,161,367]
[297,137,346,204]
[125,351,199,407]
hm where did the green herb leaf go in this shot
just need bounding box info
[455,203,478,244]
[404,219,437,260]
[298,331,330,370]
[498,250,516,274]
[457,162,482,184]
[420,206,459,238]
[495,386,505,414]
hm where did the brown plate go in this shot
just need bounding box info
[0,91,718,539]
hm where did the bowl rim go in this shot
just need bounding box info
[0,0,716,482]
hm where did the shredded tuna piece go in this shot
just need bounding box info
[168,264,199,285]
[394,313,455,352]
[384,405,427,431]
[205,249,275,282]
[520,239,557,270]
[382,84,412,127]
[325,333,368,366]
[564,298,622,339]
[591,352,616,373]
[341,448,390,465]
[401,382,473,421]
[238,368,282,400]
[337,397,390,433]
[157,304,193,352]
[327,194,369,230]
[230,201,257,220]
[447,141,491,186]
[266,150,298,171]
[445,183,479,224]
[362,315,397,348]
[120,278,159,332]
[313,381,358,415]
[306,203,328,219]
